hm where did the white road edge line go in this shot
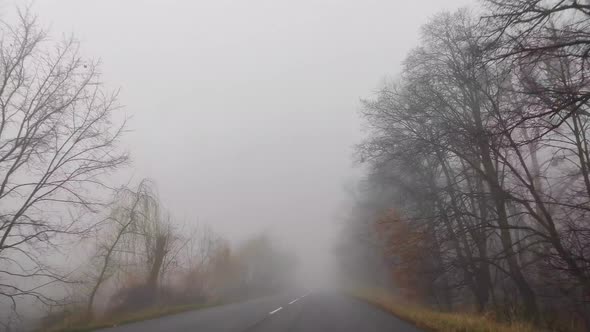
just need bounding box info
[269,307,283,315]
[289,298,298,304]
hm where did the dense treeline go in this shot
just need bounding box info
[349,1,590,330]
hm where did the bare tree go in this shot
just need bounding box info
[484,0,590,124]
[85,180,157,319]
[0,9,128,318]
[96,180,181,313]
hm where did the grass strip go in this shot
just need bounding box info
[349,288,543,332]
[48,302,221,332]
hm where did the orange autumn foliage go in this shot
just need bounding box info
[375,209,435,303]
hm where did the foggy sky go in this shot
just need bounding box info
[23,0,473,281]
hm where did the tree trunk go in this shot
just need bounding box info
[147,234,168,288]
[470,95,539,320]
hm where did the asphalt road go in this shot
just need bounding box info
[96,290,423,332]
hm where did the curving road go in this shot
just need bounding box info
[96,291,423,332]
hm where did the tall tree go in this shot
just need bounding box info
[0,9,127,317]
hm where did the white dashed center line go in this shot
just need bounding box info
[289,298,298,304]
[269,307,283,315]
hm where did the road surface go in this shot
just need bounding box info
[96,290,423,332]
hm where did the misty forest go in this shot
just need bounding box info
[3,0,590,332]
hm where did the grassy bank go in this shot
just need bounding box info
[46,302,221,332]
[349,288,542,332]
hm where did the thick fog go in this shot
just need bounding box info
[0,2,474,313]
[7,1,590,330]
[22,0,473,287]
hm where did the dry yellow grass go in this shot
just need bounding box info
[350,288,544,332]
